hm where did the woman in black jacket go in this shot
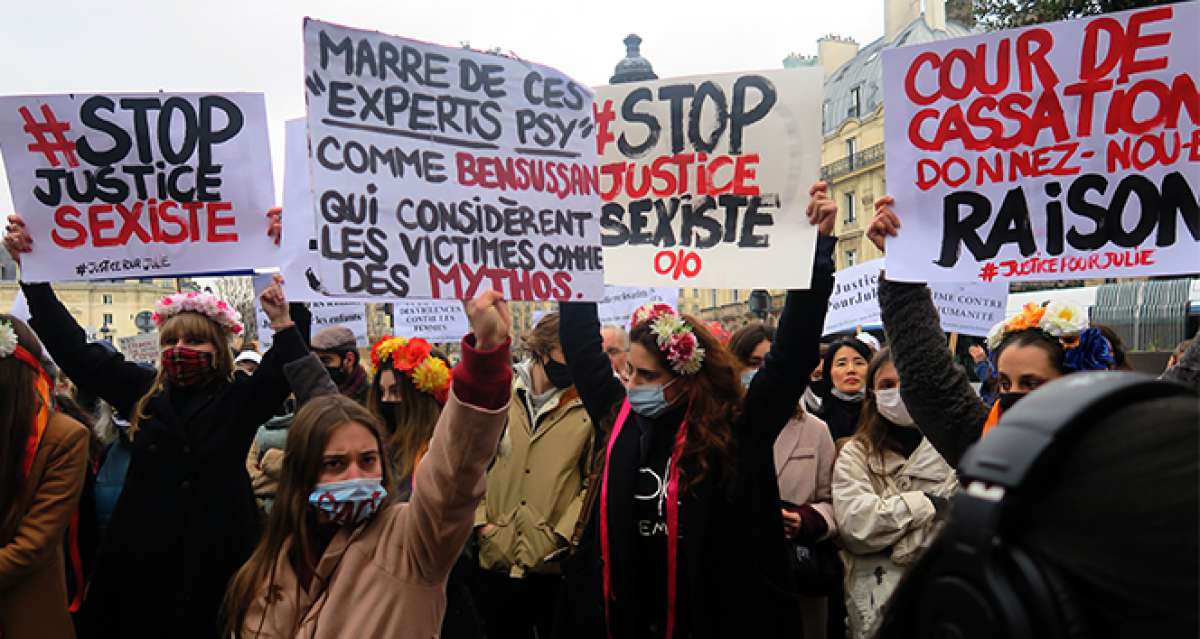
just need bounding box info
[6,212,311,639]
[555,183,837,639]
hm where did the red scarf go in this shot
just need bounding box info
[12,345,85,613]
[600,400,688,639]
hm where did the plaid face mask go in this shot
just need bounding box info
[161,346,215,387]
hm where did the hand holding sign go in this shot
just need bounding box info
[3,214,31,264]
[465,291,511,352]
[807,182,837,237]
[267,207,282,246]
[867,196,901,254]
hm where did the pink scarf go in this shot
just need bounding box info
[600,400,689,639]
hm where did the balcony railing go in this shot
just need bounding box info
[820,143,885,182]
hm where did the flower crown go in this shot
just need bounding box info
[986,301,1113,372]
[370,336,451,404]
[152,292,243,335]
[630,303,705,375]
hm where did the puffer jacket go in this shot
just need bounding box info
[832,436,956,639]
[475,361,594,577]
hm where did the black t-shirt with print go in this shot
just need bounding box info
[633,410,689,639]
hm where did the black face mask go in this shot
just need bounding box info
[543,358,574,390]
[326,365,349,386]
[380,400,400,433]
[998,392,1026,412]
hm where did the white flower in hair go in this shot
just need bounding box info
[986,320,1007,351]
[0,321,17,358]
[651,315,685,346]
[1038,301,1089,337]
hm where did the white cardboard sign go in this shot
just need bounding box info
[882,4,1200,284]
[594,68,824,289]
[0,92,275,281]
[295,20,605,302]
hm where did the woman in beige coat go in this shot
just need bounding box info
[832,348,956,639]
[774,406,837,639]
[0,316,89,639]
[223,292,514,638]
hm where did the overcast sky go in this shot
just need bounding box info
[0,0,884,210]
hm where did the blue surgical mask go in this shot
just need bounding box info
[627,378,678,418]
[309,478,387,526]
[741,369,758,388]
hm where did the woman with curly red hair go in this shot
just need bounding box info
[554,183,839,639]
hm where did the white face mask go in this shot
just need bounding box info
[875,387,915,427]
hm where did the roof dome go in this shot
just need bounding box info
[610,34,658,84]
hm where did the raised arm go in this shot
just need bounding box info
[869,197,989,468]
[22,282,156,417]
[559,301,625,430]
[391,291,513,584]
[740,182,838,450]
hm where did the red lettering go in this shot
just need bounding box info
[88,204,120,247]
[1121,6,1173,83]
[51,206,86,248]
[904,52,942,105]
[115,202,151,244]
[731,155,760,196]
[1015,28,1059,93]
[206,202,237,242]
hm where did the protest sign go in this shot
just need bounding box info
[0,93,275,281]
[882,4,1200,284]
[117,332,159,364]
[294,19,604,303]
[823,259,1008,336]
[257,299,370,351]
[594,68,823,289]
[280,118,318,300]
[390,299,469,342]
[596,285,680,327]
[8,289,29,322]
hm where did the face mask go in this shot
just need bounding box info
[380,401,400,433]
[741,368,758,388]
[326,364,349,386]
[875,388,915,427]
[831,388,865,403]
[309,478,387,526]
[627,378,678,418]
[802,386,823,413]
[998,392,1026,412]
[542,358,574,390]
[161,347,214,387]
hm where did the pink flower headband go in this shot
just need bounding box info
[152,291,244,335]
[630,303,705,375]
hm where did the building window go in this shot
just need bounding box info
[844,192,857,224]
[846,249,858,267]
[103,313,114,325]
[850,86,861,117]
[733,290,741,302]
[846,137,858,170]
[822,101,829,126]
[102,294,113,304]
[710,290,718,308]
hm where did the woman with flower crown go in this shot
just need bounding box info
[864,197,1129,469]
[3,214,312,638]
[553,183,839,639]
[0,314,89,639]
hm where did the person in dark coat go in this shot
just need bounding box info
[553,183,838,639]
[311,326,370,406]
[7,262,309,638]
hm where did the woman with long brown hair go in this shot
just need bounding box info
[7,208,314,639]
[831,348,956,638]
[0,315,89,638]
[365,336,451,500]
[554,183,838,639]
[223,290,514,638]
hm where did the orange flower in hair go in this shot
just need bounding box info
[394,338,433,372]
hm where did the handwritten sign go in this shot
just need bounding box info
[594,68,823,289]
[117,332,159,364]
[390,299,469,342]
[823,259,1008,336]
[597,285,679,327]
[0,93,275,281]
[882,4,1200,283]
[257,299,370,351]
[294,19,604,302]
